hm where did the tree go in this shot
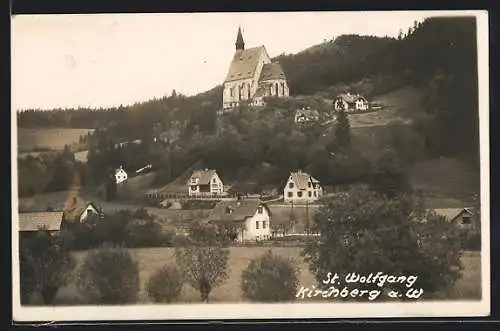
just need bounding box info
[241,250,299,302]
[368,148,410,198]
[76,245,140,304]
[20,230,75,304]
[302,187,463,299]
[146,264,183,303]
[333,108,350,150]
[19,238,36,305]
[175,222,230,302]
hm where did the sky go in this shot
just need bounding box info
[12,11,449,110]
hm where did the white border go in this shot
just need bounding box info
[11,10,490,322]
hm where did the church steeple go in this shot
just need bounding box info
[235,26,245,50]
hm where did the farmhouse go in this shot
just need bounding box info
[283,170,323,204]
[222,27,290,110]
[18,211,64,234]
[210,200,271,242]
[333,93,369,112]
[294,108,320,124]
[115,166,128,184]
[187,169,225,197]
[433,207,479,232]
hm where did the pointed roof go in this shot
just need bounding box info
[235,26,245,50]
[209,200,270,223]
[224,46,267,82]
[259,62,287,82]
[289,171,320,190]
[188,169,218,185]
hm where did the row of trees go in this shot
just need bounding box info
[20,186,468,305]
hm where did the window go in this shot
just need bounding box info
[230,87,234,97]
[256,221,259,229]
[314,191,317,197]
[288,192,293,198]
[308,191,312,197]
[462,216,471,225]
[298,191,303,197]
[212,177,217,183]
[263,221,267,229]
[308,182,312,188]
[289,182,294,189]
[258,206,263,214]
[191,185,197,191]
[248,83,251,99]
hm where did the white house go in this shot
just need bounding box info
[209,200,271,242]
[333,93,369,112]
[294,108,320,124]
[187,169,224,197]
[115,166,128,184]
[283,170,323,204]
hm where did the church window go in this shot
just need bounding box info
[281,83,285,95]
[248,84,251,99]
[230,87,234,97]
[269,85,272,96]
[275,83,279,96]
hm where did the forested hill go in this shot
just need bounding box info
[17,16,478,165]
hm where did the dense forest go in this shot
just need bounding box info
[17,16,479,197]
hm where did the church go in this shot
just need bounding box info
[222,27,290,110]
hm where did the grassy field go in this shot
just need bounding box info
[409,157,479,208]
[48,247,481,305]
[17,128,95,153]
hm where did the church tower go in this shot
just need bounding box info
[235,26,245,50]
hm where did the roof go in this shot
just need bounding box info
[295,108,320,118]
[210,200,270,223]
[18,212,64,232]
[188,169,217,185]
[289,171,319,190]
[259,62,287,82]
[433,208,473,221]
[224,46,267,82]
[336,93,367,104]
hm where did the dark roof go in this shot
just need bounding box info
[209,200,270,223]
[18,212,64,232]
[289,171,320,190]
[259,62,287,82]
[224,46,267,82]
[187,169,218,185]
[336,93,367,104]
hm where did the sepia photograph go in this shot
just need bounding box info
[11,10,489,321]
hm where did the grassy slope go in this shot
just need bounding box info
[17,128,95,153]
[47,247,480,305]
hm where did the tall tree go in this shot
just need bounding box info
[333,108,351,150]
[175,222,229,302]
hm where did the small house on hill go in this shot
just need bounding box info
[333,93,369,112]
[49,196,102,223]
[187,169,225,197]
[284,170,323,204]
[433,207,479,232]
[115,166,128,184]
[294,108,320,124]
[18,212,64,234]
[209,200,271,242]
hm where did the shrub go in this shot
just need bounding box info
[146,265,183,303]
[76,245,140,304]
[241,250,299,302]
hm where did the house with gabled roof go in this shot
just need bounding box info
[18,212,64,234]
[433,207,479,232]
[187,169,224,197]
[209,200,271,242]
[334,93,369,112]
[283,170,323,204]
[222,27,289,110]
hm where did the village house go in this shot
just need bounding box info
[294,107,320,124]
[115,166,128,184]
[209,200,271,242]
[333,93,369,112]
[187,169,225,197]
[283,170,323,204]
[49,197,103,223]
[433,207,479,232]
[18,211,64,235]
[222,27,290,110]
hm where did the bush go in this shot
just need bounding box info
[146,265,183,303]
[241,250,299,302]
[76,245,140,304]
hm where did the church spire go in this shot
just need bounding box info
[235,26,245,50]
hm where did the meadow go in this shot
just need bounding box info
[17,128,95,153]
[48,247,481,305]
